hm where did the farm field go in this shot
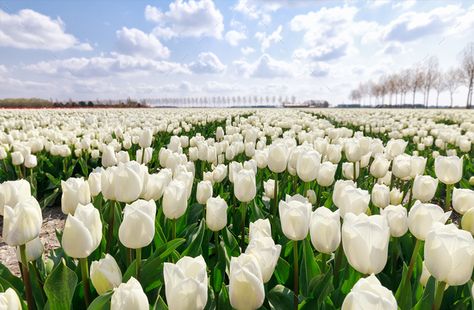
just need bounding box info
[0,108,473,310]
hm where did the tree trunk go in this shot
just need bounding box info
[467,75,473,109]
[450,92,454,108]
[436,90,440,108]
[412,88,416,107]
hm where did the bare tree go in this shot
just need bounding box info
[433,70,445,108]
[409,67,425,106]
[444,68,463,107]
[460,43,474,108]
[422,56,439,107]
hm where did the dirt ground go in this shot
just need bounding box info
[0,207,65,276]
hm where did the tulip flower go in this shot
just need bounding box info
[435,155,463,211]
[61,177,91,214]
[101,161,148,203]
[267,143,289,173]
[162,180,188,221]
[196,180,213,204]
[385,139,407,159]
[326,144,342,164]
[409,155,427,178]
[229,254,265,310]
[0,288,22,309]
[333,180,356,208]
[342,162,359,181]
[310,207,341,254]
[90,254,122,295]
[141,168,172,201]
[392,154,412,179]
[88,167,103,197]
[461,208,474,235]
[206,196,228,232]
[234,168,256,203]
[101,145,117,167]
[412,175,438,203]
[317,161,337,187]
[279,194,311,241]
[15,237,43,263]
[249,219,272,241]
[452,188,474,214]
[337,186,370,218]
[371,183,390,209]
[370,155,390,179]
[111,277,149,310]
[11,151,24,166]
[296,150,321,182]
[380,205,408,237]
[342,274,397,310]
[0,179,31,216]
[139,128,153,149]
[164,256,208,310]
[263,179,275,199]
[245,237,282,283]
[408,201,451,241]
[389,188,403,205]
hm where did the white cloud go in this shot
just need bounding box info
[116,27,170,59]
[225,30,247,46]
[26,54,189,77]
[0,9,92,51]
[255,25,283,52]
[0,65,7,75]
[189,52,226,74]
[310,62,330,77]
[377,42,406,55]
[241,46,255,55]
[293,40,348,61]
[203,81,241,92]
[158,81,199,92]
[368,0,390,9]
[146,0,224,39]
[393,0,416,10]
[234,54,293,78]
[233,0,271,25]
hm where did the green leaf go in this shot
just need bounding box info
[40,188,60,208]
[222,227,240,257]
[0,262,24,293]
[308,268,334,303]
[87,291,113,310]
[274,257,291,285]
[44,259,78,310]
[153,295,168,310]
[267,285,294,310]
[395,263,413,310]
[412,277,436,310]
[299,238,320,297]
[182,220,206,257]
[218,285,232,310]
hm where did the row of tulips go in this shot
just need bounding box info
[0,108,473,310]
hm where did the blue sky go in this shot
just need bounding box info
[0,0,473,106]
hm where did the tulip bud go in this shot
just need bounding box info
[279,194,311,241]
[62,203,102,258]
[342,274,397,310]
[245,237,281,283]
[410,156,426,178]
[342,213,390,275]
[337,186,370,218]
[296,150,321,182]
[116,151,130,163]
[412,175,438,202]
[344,140,361,162]
[139,129,153,149]
[136,147,153,165]
[326,144,342,164]
[0,288,22,309]
[111,277,149,310]
[88,168,103,197]
[263,179,275,199]
[377,171,392,186]
[408,201,451,240]
[0,147,7,160]
[470,176,474,186]
[419,261,432,287]
[392,154,411,179]
[453,188,474,215]
[389,188,403,205]
[0,179,31,216]
[61,177,91,215]
[24,154,37,168]
[317,161,337,187]
[141,169,172,201]
[249,219,272,241]
[306,189,317,205]
[163,180,188,220]
[229,254,265,310]
[101,162,147,203]
[11,151,24,166]
[196,180,213,205]
[234,169,256,203]
[371,184,390,209]
[380,205,408,237]
[310,207,340,254]
[15,237,43,262]
[90,254,122,295]
[461,208,474,234]
[425,223,474,286]
[267,143,289,173]
[212,164,227,183]
[102,145,118,168]
[385,139,407,159]
[3,196,42,246]
[332,180,356,208]
[435,155,463,185]
[164,256,208,310]
[206,196,228,232]
[119,200,156,249]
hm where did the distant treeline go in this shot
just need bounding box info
[0,98,149,108]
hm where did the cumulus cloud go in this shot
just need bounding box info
[234,54,293,78]
[145,0,224,39]
[233,0,271,25]
[225,30,247,46]
[377,42,406,55]
[203,81,241,92]
[26,54,189,77]
[310,62,330,77]
[0,9,92,51]
[293,40,348,61]
[116,27,170,59]
[241,46,255,55]
[255,25,283,52]
[189,52,226,74]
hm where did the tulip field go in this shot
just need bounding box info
[1,108,474,310]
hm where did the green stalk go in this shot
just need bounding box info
[353,162,357,185]
[334,245,343,285]
[106,200,115,254]
[20,244,35,310]
[293,240,299,310]
[273,173,279,216]
[214,231,219,259]
[80,258,91,307]
[240,202,247,250]
[172,219,176,240]
[406,239,422,282]
[136,248,142,280]
[433,281,447,310]
[140,147,145,164]
[445,184,453,212]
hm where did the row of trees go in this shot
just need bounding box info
[349,42,474,108]
[149,95,297,107]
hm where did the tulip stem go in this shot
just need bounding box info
[20,244,35,310]
[273,173,279,216]
[293,240,299,310]
[445,184,453,212]
[240,202,247,251]
[80,258,91,307]
[171,219,176,240]
[406,239,422,282]
[140,147,145,164]
[106,200,115,254]
[353,162,357,185]
[136,248,141,280]
[334,245,343,285]
[433,281,447,310]
[214,231,219,257]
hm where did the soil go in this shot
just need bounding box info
[0,207,65,276]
